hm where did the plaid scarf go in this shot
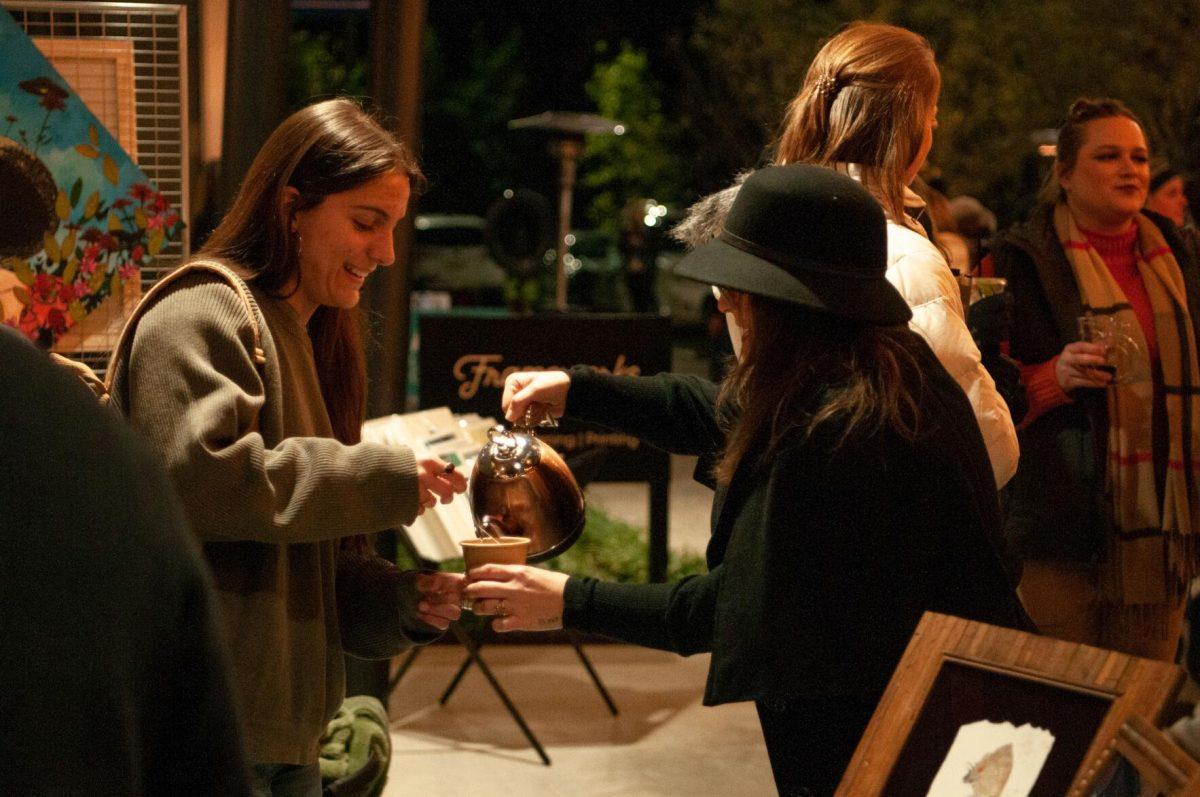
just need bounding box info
[1055,204,1200,616]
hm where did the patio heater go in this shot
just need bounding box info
[508,111,625,310]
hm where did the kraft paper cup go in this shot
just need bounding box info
[460,536,530,611]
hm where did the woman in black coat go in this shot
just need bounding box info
[464,165,1026,796]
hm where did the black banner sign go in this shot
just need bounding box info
[416,311,673,482]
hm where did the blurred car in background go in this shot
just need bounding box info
[409,209,707,326]
[410,214,506,306]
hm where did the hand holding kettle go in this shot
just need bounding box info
[470,371,586,563]
[502,370,570,424]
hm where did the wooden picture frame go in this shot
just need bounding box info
[837,612,1185,796]
[1083,715,1200,796]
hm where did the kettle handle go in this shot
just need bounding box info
[517,404,559,432]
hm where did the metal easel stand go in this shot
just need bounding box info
[389,624,619,767]
[388,531,619,766]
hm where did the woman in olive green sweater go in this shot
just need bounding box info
[113,99,466,794]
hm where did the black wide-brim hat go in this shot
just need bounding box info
[674,164,911,326]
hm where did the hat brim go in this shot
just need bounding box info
[674,238,912,326]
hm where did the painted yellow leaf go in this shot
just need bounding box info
[13,258,35,286]
[108,212,122,232]
[89,264,106,292]
[148,229,165,256]
[44,232,60,264]
[88,124,99,147]
[102,154,119,186]
[55,189,71,221]
[135,208,147,230]
[75,144,99,159]
[62,256,79,284]
[83,191,100,220]
[13,286,31,306]
[63,231,76,258]
[68,300,87,323]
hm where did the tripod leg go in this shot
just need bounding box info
[452,624,551,765]
[388,647,423,696]
[568,630,619,716]
[439,633,477,705]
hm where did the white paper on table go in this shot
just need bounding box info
[925,720,1055,797]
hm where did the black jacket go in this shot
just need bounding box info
[990,206,1200,561]
[0,326,250,795]
[561,340,1027,709]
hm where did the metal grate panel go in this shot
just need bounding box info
[7,1,189,371]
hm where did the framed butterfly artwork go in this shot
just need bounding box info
[837,612,1184,796]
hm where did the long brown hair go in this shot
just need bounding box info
[1040,97,1144,205]
[714,293,924,484]
[200,98,423,445]
[775,22,939,226]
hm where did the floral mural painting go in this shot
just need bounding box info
[0,8,184,348]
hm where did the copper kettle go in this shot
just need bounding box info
[469,413,586,563]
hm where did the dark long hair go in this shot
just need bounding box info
[200,98,423,445]
[714,294,924,484]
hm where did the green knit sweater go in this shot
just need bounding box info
[112,271,423,764]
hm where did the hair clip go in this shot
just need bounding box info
[815,74,840,98]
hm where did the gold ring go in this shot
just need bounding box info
[497,598,508,616]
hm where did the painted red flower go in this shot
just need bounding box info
[119,262,138,281]
[80,244,101,275]
[131,245,145,262]
[112,198,132,209]
[130,183,154,202]
[19,272,73,339]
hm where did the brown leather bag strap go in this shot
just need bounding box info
[103,259,266,393]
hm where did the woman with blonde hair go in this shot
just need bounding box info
[988,98,1200,659]
[775,21,1020,489]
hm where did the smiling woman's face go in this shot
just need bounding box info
[1058,116,1149,232]
[283,169,411,321]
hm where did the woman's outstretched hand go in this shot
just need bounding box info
[415,457,468,515]
[502,371,571,425]
[406,571,464,631]
[463,565,570,632]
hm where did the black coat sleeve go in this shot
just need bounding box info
[562,566,722,656]
[565,366,725,456]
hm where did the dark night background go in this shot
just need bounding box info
[289,1,1200,249]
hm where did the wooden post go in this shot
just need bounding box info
[364,0,426,418]
[217,0,289,214]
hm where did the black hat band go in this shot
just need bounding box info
[717,228,882,281]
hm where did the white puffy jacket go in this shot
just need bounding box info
[886,218,1018,487]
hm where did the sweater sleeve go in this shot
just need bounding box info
[126,279,420,544]
[565,366,725,456]
[1016,356,1073,429]
[336,553,441,660]
[562,566,721,656]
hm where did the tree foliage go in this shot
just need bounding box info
[581,44,688,234]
